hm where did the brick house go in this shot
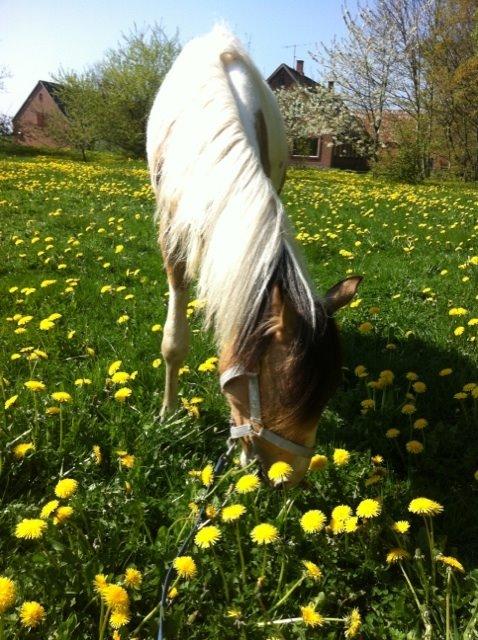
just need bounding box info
[267,61,367,170]
[12,81,66,147]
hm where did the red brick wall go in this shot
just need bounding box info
[13,85,65,147]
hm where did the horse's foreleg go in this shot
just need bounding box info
[160,259,189,420]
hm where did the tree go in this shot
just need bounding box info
[94,24,180,157]
[314,3,399,158]
[373,0,436,178]
[425,0,478,179]
[48,71,100,160]
[275,84,371,158]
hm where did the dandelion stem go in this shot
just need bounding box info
[445,568,452,640]
[98,605,110,640]
[0,615,4,640]
[271,575,305,612]
[399,562,433,638]
[423,517,436,585]
[59,405,63,450]
[212,547,230,602]
[235,522,246,585]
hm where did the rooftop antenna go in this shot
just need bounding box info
[282,42,315,67]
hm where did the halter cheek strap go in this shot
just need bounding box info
[220,365,315,460]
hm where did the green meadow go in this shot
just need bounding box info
[0,148,477,639]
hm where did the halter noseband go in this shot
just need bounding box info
[220,365,315,459]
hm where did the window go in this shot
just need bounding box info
[36,112,46,128]
[292,137,320,157]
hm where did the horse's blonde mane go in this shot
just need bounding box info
[147,25,316,348]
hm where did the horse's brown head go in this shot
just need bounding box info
[220,275,361,487]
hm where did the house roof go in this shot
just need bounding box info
[267,63,319,88]
[12,80,66,122]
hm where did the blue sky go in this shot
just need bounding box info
[1,0,358,117]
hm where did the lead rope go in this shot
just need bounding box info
[156,440,236,640]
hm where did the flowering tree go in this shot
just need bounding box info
[274,84,371,158]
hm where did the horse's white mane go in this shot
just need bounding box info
[147,25,316,348]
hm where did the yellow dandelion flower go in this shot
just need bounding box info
[19,601,45,628]
[13,442,35,459]
[54,506,74,525]
[406,372,418,381]
[358,322,373,334]
[345,608,362,638]
[195,525,221,549]
[221,504,246,522]
[54,478,78,498]
[109,608,131,629]
[118,453,135,469]
[168,587,178,599]
[114,387,132,402]
[124,568,142,588]
[360,399,375,413]
[354,365,368,378]
[201,464,214,487]
[309,454,327,471]
[302,560,322,581]
[332,505,353,522]
[300,510,326,534]
[300,604,324,627]
[371,454,384,464]
[408,497,443,516]
[402,403,416,415]
[51,391,72,403]
[386,428,400,438]
[406,440,424,454]
[437,555,465,573]
[205,504,217,519]
[267,461,293,484]
[412,381,427,394]
[93,445,102,464]
[454,392,468,400]
[235,474,260,494]
[151,323,162,332]
[0,576,16,613]
[108,360,122,376]
[39,319,55,331]
[250,523,279,545]
[393,520,410,534]
[111,371,130,385]
[386,548,411,564]
[356,499,381,519]
[101,584,129,610]
[15,518,47,539]
[152,358,162,368]
[4,395,18,410]
[379,370,394,386]
[439,368,453,376]
[93,574,108,594]
[344,516,359,533]
[40,499,59,519]
[173,556,197,579]
[24,380,46,392]
[45,406,60,415]
[413,418,428,430]
[333,448,350,466]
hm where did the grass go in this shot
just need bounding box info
[0,147,477,639]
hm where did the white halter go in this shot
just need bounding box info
[220,365,315,459]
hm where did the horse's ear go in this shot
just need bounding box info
[325,276,362,314]
[265,284,296,342]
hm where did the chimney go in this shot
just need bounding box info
[296,59,304,75]
[327,80,335,91]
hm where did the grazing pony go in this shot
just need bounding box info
[147,26,361,486]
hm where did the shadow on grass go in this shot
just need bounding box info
[320,327,478,561]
